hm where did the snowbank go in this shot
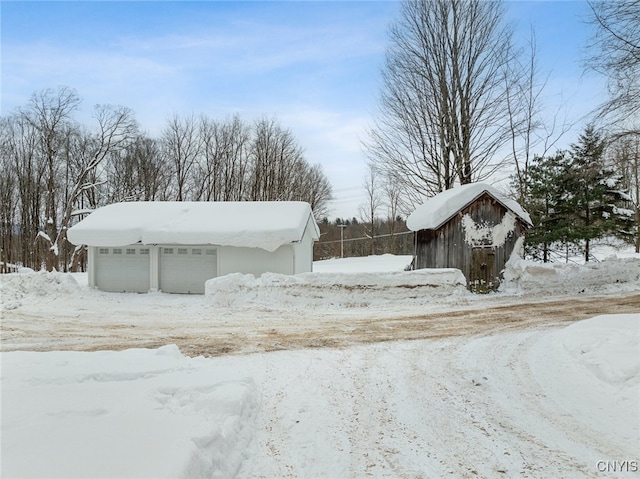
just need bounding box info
[501,255,640,295]
[1,345,258,479]
[205,269,468,308]
[2,253,638,315]
[0,271,81,311]
[205,253,640,309]
[562,314,640,385]
[529,314,639,452]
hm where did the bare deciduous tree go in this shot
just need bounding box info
[586,0,640,131]
[195,115,250,202]
[366,0,517,206]
[359,164,383,255]
[163,114,201,201]
[0,118,19,271]
[505,30,573,203]
[248,117,305,201]
[59,105,138,269]
[25,87,80,269]
[295,163,333,221]
[107,134,168,202]
[1,114,45,269]
[382,170,403,251]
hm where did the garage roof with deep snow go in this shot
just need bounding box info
[67,201,320,252]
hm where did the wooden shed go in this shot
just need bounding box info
[406,183,532,293]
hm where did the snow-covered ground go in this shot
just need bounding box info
[1,249,640,478]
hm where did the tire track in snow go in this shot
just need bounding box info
[235,327,638,479]
[450,328,636,478]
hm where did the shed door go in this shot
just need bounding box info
[470,247,497,293]
[95,246,150,293]
[159,247,217,294]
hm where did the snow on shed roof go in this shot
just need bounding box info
[67,201,320,252]
[406,183,533,231]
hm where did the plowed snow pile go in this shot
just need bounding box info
[202,256,640,309]
[502,256,640,295]
[205,268,467,308]
[0,271,80,310]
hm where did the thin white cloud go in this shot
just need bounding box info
[109,19,388,77]
[2,41,183,113]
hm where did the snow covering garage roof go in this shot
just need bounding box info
[67,201,320,252]
[406,183,533,231]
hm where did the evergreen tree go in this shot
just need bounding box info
[567,125,630,261]
[522,129,634,262]
[524,152,573,262]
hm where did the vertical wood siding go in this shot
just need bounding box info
[414,193,527,291]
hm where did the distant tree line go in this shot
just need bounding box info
[0,87,333,272]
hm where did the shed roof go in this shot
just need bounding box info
[406,183,533,231]
[67,201,320,252]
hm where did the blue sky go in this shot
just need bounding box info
[1,1,606,219]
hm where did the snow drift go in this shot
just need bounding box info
[205,269,468,308]
[1,345,258,479]
[0,271,81,311]
[501,255,640,295]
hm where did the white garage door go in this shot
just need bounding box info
[95,246,151,293]
[159,247,218,294]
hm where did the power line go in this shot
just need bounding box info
[332,186,365,193]
[329,196,368,203]
[317,230,414,245]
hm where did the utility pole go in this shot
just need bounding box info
[338,224,347,258]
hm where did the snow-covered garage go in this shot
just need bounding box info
[67,201,320,294]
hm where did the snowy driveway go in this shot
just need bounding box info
[235,322,638,478]
[2,316,638,478]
